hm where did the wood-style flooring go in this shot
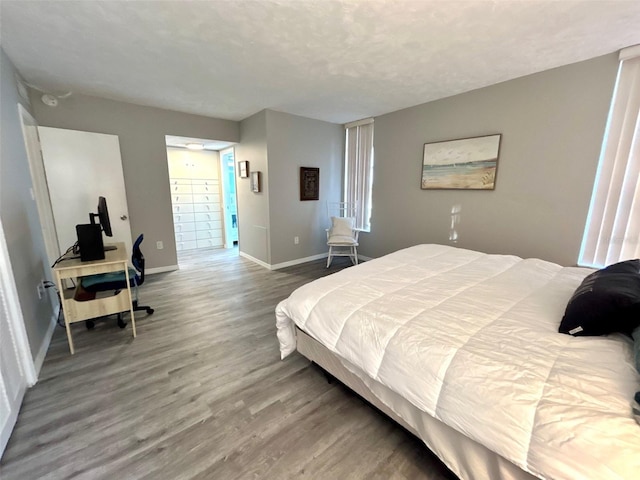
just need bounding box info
[1,248,456,480]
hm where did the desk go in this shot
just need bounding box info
[53,242,136,354]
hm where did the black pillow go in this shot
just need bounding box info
[559,259,640,336]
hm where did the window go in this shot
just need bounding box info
[344,119,374,231]
[579,45,640,268]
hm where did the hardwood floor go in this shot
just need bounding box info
[1,248,456,480]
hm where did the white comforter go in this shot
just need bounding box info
[276,244,640,480]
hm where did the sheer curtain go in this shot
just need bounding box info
[344,119,374,231]
[579,45,640,268]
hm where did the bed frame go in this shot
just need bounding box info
[296,327,538,480]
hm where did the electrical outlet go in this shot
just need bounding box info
[294,236,299,245]
[156,241,164,250]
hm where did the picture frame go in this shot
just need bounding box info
[250,171,261,193]
[421,134,501,190]
[239,160,249,178]
[300,167,319,201]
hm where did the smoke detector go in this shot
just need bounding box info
[41,94,59,107]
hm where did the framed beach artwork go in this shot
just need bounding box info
[421,134,501,190]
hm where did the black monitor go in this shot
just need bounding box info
[90,196,113,237]
[75,196,116,261]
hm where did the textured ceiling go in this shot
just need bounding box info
[1,1,639,124]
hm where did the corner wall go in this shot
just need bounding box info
[0,48,56,359]
[31,93,239,269]
[266,110,343,266]
[362,53,619,266]
[236,110,270,264]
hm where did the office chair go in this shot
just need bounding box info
[326,202,360,268]
[80,234,154,329]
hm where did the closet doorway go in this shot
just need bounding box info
[165,136,238,260]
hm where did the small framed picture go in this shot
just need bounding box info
[250,171,261,193]
[300,167,319,201]
[239,161,249,178]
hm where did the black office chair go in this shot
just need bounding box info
[81,234,154,329]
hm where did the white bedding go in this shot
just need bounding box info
[276,244,640,480]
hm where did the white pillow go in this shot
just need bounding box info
[331,216,355,236]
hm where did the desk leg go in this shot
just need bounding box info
[65,321,75,355]
[55,270,75,354]
[125,261,137,338]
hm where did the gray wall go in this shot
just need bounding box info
[31,94,239,269]
[236,110,270,263]
[266,110,343,265]
[235,109,343,267]
[362,53,619,266]
[0,48,56,357]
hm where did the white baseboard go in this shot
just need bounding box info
[239,251,271,269]
[240,251,331,270]
[146,265,179,275]
[33,311,57,380]
[239,251,373,270]
[270,253,329,270]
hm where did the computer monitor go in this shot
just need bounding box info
[76,196,115,261]
[90,196,113,237]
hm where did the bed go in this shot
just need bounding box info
[275,244,640,480]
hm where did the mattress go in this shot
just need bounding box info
[296,327,539,480]
[276,244,640,480]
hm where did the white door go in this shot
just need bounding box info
[0,220,36,458]
[38,127,133,257]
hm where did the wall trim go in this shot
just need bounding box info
[271,253,328,270]
[239,251,271,269]
[240,251,331,270]
[240,251,372,270]
[33,312,57,378]
[146,265,179,275]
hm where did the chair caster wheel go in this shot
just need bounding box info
[147,308,154,315]
[117,318,127,329]
[86,320,95,330]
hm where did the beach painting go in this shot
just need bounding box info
[421,134,501,190]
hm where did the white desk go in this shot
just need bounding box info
[53,242,136,354]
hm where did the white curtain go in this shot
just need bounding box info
[580,46,640,268]
[344,119,374,231]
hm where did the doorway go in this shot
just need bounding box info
[164,136,238,262]
[220,148,238,248]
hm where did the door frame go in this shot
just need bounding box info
[18,104,60,263]
[0,217,37,455]
[0,221,37,383]
[219,147,238,249]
